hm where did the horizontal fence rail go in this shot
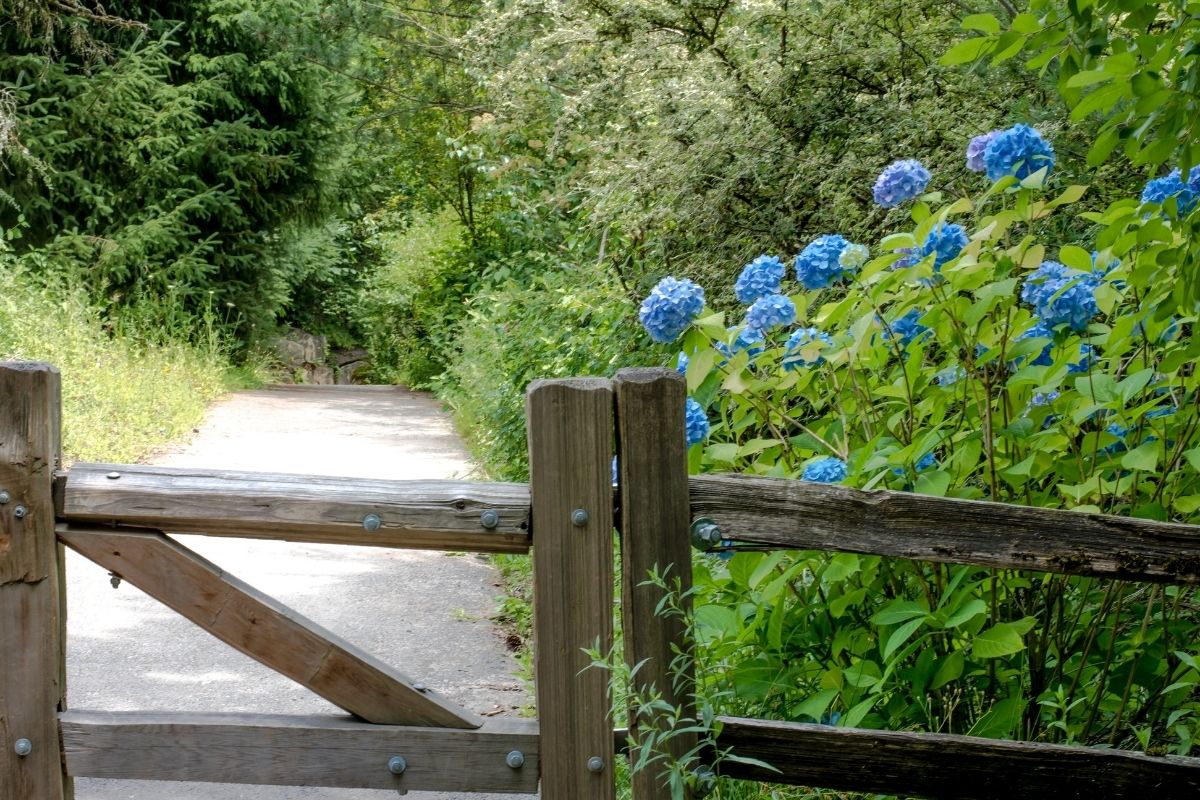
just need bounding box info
[60,711,539,794]
[712,716,1200,799]
[690,473,1200,583]
[59,463,531,554]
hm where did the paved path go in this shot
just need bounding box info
[67,385,534,798]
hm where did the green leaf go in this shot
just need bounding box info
[824,553,861,582]
[1066,69,1114,88]
[767,599,786,650]
[793,689,838,722]
[941,37,993,66]
[914,470,952,497]
[843,660,881,688]
[968,697,1027,738]
[930,651,965,690]
[1117,368,1155,404]
[971,618,1035,659]
[871,600,928,626]
[962,13,1000,34]
[1058,245,1093,271]
[694,604,739,635]
[843,697,876,728]
[1121,441,1159,472]
[883,618,925,661]
[944,598,987,629]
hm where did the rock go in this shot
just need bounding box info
[333,347,368,367]
[337,361,366,385]
[307,365,336,385]
[273,337,308,369]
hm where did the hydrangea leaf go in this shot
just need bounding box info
[1121,442,1160,472]
[1059,245,1093,271]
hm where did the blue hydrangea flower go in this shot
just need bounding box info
[1068,343,1095,374]
[1145,406,1177,421]
[1141,168,1200,217]
[675,352,689,375]
[935,365,966,386]
[795,235,851,289]
[1014,322,1054,367]
[782,327,834,370]
[746,294,797,331]
[1030,391,1060,407]
[611,456,619,486]
[802,457,848,483]
[893,452,938,477]
[873,159,931,207]
[983,124,1055,182]
[882,309,930,348]
[839,243,870,270]
[1101,422,1130,456]
[716,327,765,361]
[684,398,709,447]
[1021,261,1100,332]
[639,277,705,343]
[891,247,919,270]
[919,223,969,270]
[734,254,786,303]
[966,130,1001,172]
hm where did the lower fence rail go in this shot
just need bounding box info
[712,716,1200,799]
[59,711,540,794]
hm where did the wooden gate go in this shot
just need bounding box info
[4,360,1200,799]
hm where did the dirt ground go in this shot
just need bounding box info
[66,385,536,799]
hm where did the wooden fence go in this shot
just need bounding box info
[2,361,1199,799]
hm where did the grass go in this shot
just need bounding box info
[0,270,256,464]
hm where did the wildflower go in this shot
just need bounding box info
[966,130,1001,172]
[1140,168,1200,217]
[873,159,931,207]
[802,457,848,483]
[918,223,969,270]
[783,327,834,370]
[734,254,786,304]
[746,294,797,332]
[685,398,709,447]
[795,235,852,290]
[639,277,705,343]
[983,124,1055,182]
[883,309,930,348]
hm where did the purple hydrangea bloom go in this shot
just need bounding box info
[802,456,848,483]
[1141,168,1200,217]
[883,309,930,348]
[639,277,705,343]
[782,327,834,370]
[1021,261,1100,332]
[966,131,1001,172]
[734,254,787,303]
[873,159,931,207]
[983,124,1055,182]
[684,398,709,447]
[795,234,851,289]
[919,223,970,270]
[746,294,797,332]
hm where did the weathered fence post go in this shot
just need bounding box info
[614,368,697,799]
[1,362,70,799]
[526,378,616,799]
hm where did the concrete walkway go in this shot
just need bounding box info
[67,385,534,798]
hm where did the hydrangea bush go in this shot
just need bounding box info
[638,124,1200,754]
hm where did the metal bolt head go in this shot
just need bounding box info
[13,738,32,757]
[12,505,27,520]
[571,508,589,527]
[412,682,426,692]
[106,471,121,480]
[362,513,382,532]
[480,509,500,530]
[505,750,525,769]
[586,756,604,773]
[690,518,722,549]
[387,755,407,775]
[0,490,9,504]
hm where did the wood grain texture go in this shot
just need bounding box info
[614,369,697,799]
[60,463,531,553]
[713,716,1200,799]
[690,474,1200,583]
[60,710,539,793]
[58,524,479,729]
[0,362,69,800]
[526,378,616,799]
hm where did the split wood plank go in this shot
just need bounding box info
[713,716,1200,799]
[690,474,1200,583]
[614,368,697,799]
[58,524,480,729]
[60,710,539,793]
[526,378,617,799]
[61,463,531,553]
[0,362,70,800]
